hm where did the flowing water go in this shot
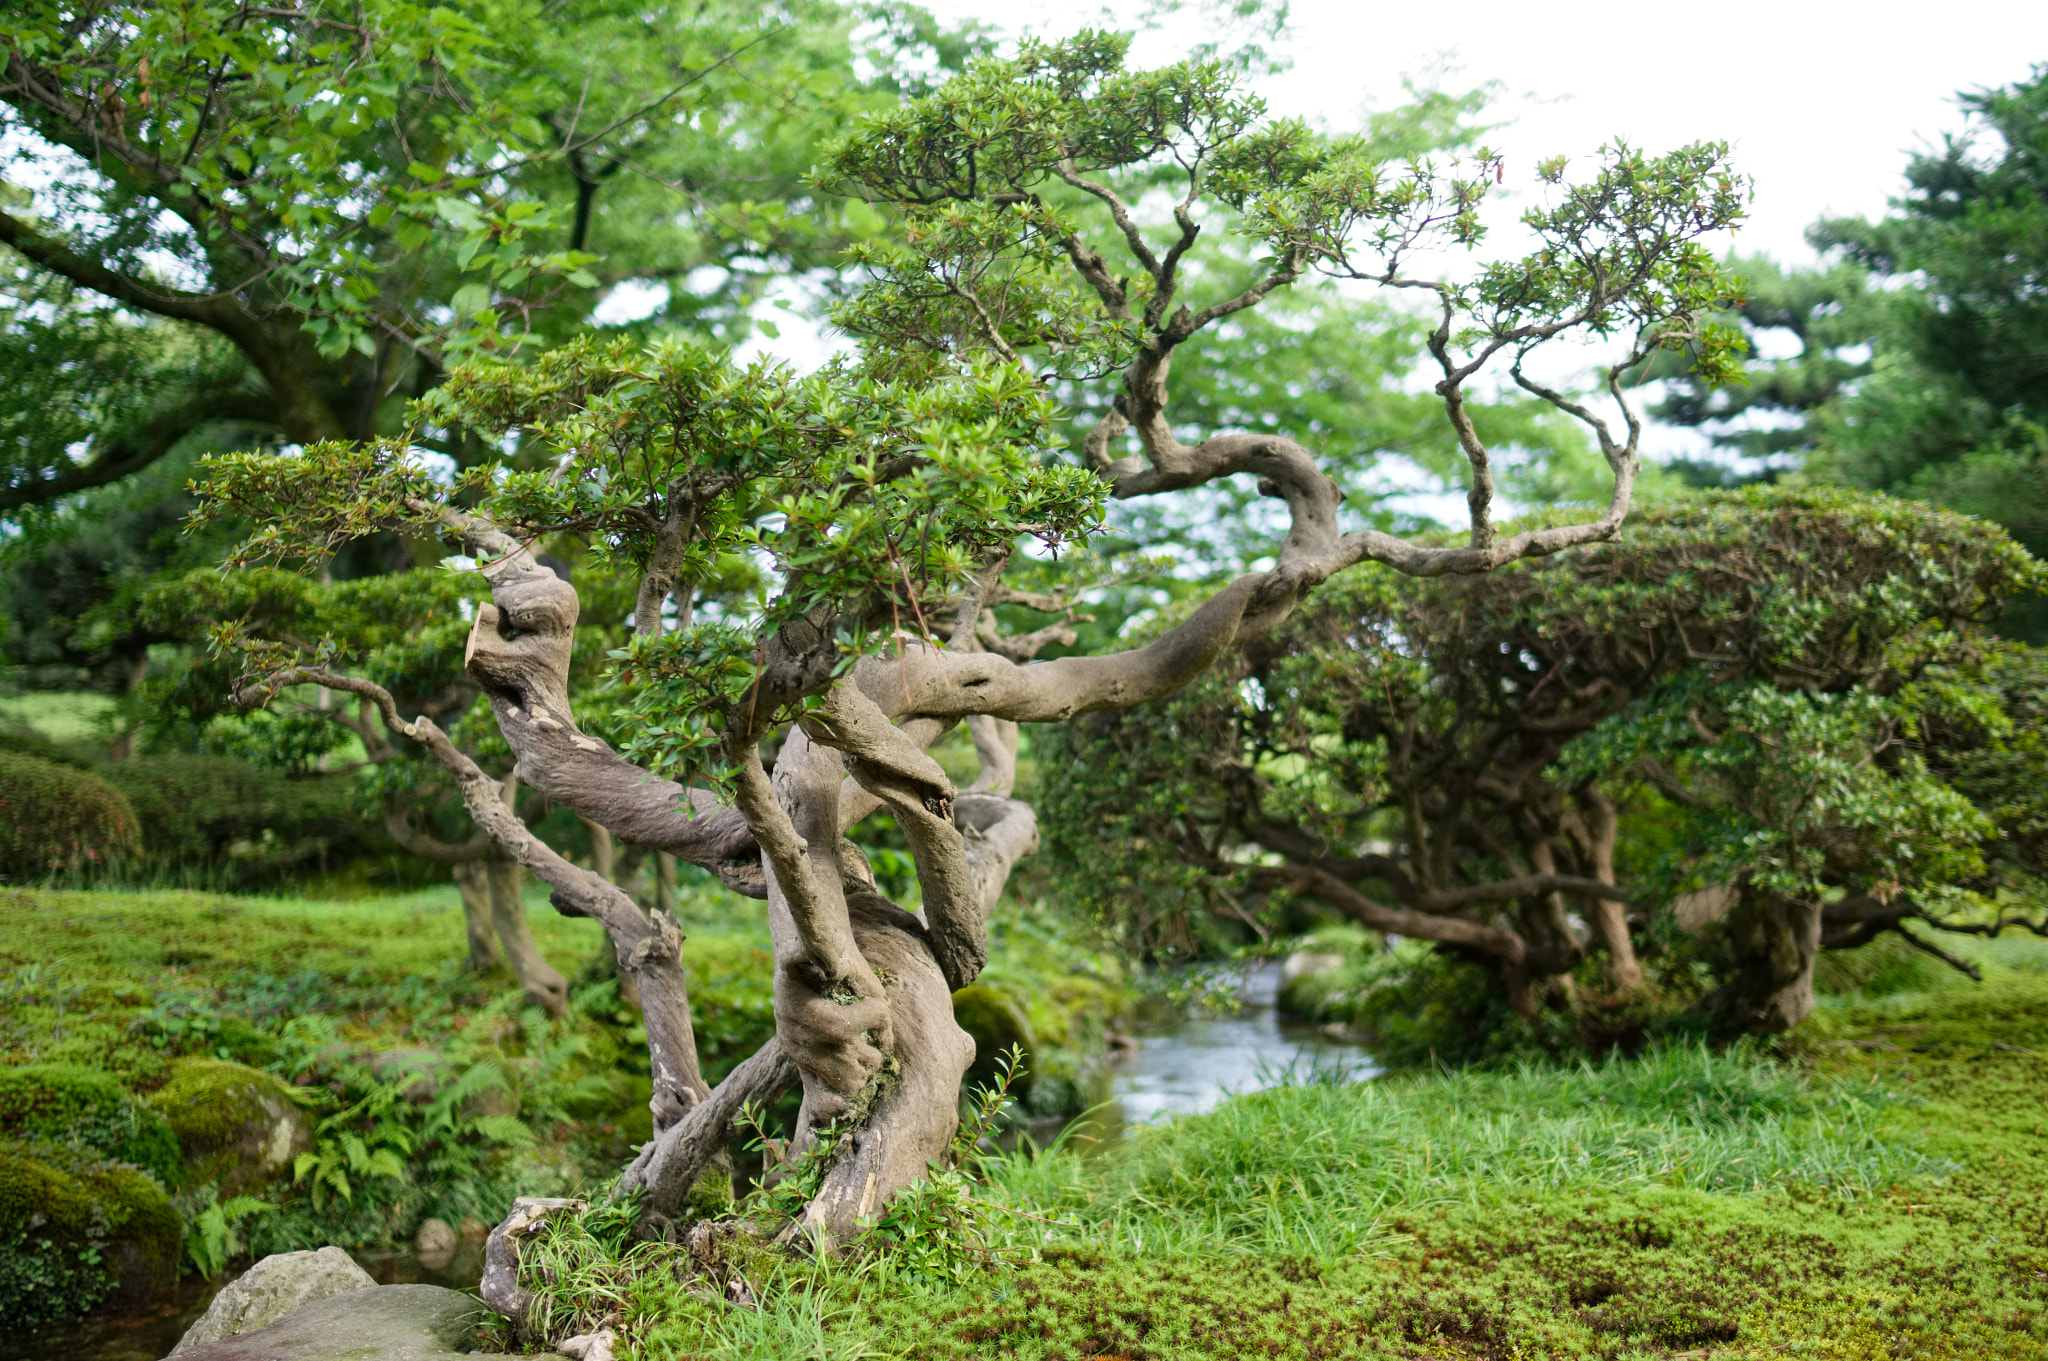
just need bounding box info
[1100,962,1380,1126]
[26,965,1370,1359]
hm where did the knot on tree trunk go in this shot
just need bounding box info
[627,910,683,970]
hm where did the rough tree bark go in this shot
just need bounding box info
[1705,888,1824,1033]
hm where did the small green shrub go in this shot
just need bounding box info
[0,752,140,881]
[0,1063,179,1184]
[1334,941,1560,1068]
[949,983,1036,1104]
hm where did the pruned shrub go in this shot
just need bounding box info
[0,752,140,881]
[96,753,366,879]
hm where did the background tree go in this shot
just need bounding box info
[1654,63,2048,633]
[0,0,948,514]
[1044,488,2046,1047]
[182,31,1745,1268]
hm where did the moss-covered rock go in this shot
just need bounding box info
[0,1063,179,1183]
[0,1142,181,1324]
[950,983,1036,1101]
[147,1058,311,1195]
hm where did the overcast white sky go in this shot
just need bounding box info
[917,0,2048,266]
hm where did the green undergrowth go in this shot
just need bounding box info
[0,881,1125,1287]
[558,929,2048,1361]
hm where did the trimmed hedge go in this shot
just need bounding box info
[97,753,362,871]
[0,752,140,881]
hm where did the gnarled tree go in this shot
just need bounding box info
[1044,487,2047,1039]
[190,32,1747,1265]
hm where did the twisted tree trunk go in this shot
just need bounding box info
[1707,888,1824,1034]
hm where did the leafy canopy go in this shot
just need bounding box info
[192,339,1105,786]
[821,32,1749,397]
[1041,488,2047,954]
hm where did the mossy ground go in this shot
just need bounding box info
[0,880,1125,1296]
[518,930,2048,1361]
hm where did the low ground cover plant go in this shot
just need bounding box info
[0,876,1126,1325]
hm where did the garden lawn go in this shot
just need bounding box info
[0,884,618,1087]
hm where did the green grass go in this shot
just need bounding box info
[0,691,118,743]
[11,881,2047,1357]
[976,1043,1945,1259]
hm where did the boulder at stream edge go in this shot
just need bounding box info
[170,1282,488,1361]
[170,1246,375,1354]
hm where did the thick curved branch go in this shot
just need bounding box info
[1259,866,1527,964]
[235,666,710,1125]
[0,207,248,335]
[956,792,1038,915]
[733,730,871,992]
[806,682,985,989]
[616,1037,800,1219]
[422,502,762,884]
[0,389,273,513]
[963,714,1018,796]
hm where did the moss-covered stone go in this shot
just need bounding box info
[0,1062,179,1183]
[0,1142,180,1324]
[683,1165,735,1224]
[147,1058,311,1195]
[950,983,1036,1101]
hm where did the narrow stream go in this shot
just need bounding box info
[1103,962,1380,1124]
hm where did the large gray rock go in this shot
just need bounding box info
[167,1284,488,1361]
[1279,951,1346,989]
[171,1247,376,1354]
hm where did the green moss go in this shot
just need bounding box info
[0,1063,179,1183]
[682,1165,735,1224]
[0,1143,180,1325]
[147,1057,303,1190]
